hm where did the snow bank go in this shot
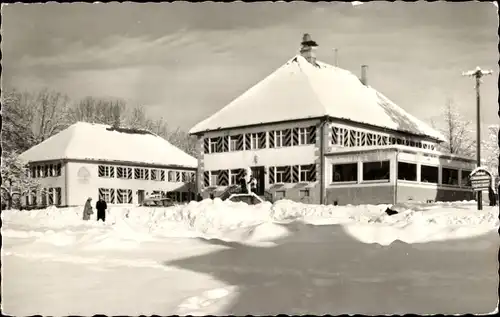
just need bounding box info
[2,199,498,247]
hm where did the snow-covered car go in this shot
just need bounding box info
[141,196,177,207]
[227,193,264,205]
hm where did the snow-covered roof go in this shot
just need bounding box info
[189,55,445,142]
[19,122,198,168]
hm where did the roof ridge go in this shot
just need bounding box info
[295,55,331,118]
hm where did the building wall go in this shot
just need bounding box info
[200,119,321,198]
[397,183,474,203]
[66,161,195,206]
[326,184,395,205]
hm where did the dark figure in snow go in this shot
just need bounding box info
[248,175,257,194]
[82,197,93,221]
[196,193,203,202]
[239,176,248,194]
[96,198,107,222]
[385,207,398,216]
[210,193,215,200]
[488,186,497,206]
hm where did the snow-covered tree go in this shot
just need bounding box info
[1,152,41,210]
[482,124,499,183]
[433,98,476,157]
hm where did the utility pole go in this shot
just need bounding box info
[462,66,493,210]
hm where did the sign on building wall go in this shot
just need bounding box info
[469,167,492,192]
[77,167,91,184]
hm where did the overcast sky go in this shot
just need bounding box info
[2,2,498,133]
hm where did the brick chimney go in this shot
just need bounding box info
[360,65,368,85]
[300,33,319,65]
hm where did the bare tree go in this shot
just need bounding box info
[433,98,476,157]
[1,151,41,210]
[70,96,127,126]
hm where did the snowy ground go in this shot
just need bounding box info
[2,199,499,315]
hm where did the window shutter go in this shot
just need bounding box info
[292,128,299,146]
[308,126,317,144]
[244,133,251,150]
[292,165,300,183]
[203,171,210,187]
[269,167,275,184]
[204,137,210,153]
[308,164,317,182]
[269,131,275,148]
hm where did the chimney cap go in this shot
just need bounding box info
[301,33,318,47]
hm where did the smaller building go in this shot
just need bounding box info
[19,122,198,207]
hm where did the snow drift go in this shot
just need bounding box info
[2,199,498,247]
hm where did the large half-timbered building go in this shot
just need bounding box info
[189,34,476,205]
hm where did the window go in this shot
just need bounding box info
[168,170,175,182]
[151,169,161,181]
[182,171,189,182]
[47,165,54,177]
[229,136,238,151]
[461,170,472,187]
[275,191,286,200]
[299,165,309,182]
[175,171,181,182]
[332,163,358,182]
[442,167,459,186]
[276,166,287,183]
[275,130,285,147]
[55,163,62,177]
[421,165,438,183]
[209,137,218,153]
[48,188,54,205]
[98,188,115,204]
[210,171,218,187]
[116,167,130,179]
[117,189,133,204]
[230,170,239,185]
[250,133,259,150]
[37,166,42,178]
[397,162,417,181]
[298,127,309,145]
[98,165,114,178]
[41,189,47,206]
[44,165,50,178]
[134,168,147,180]
[55,188,62,206]
[31,190,37,206]
[362,161,390,181]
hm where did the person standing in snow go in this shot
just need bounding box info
[248,175,257,194]
[96,198,107,222]
[488,185,497,206]
[82,197,93,221]
[239,172,248,194]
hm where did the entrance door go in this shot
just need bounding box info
[137,190,145,205]
[251,166,266,196]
